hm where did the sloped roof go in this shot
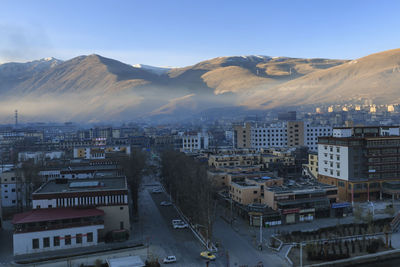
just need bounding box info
[12,207,104,224]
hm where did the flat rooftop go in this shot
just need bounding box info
[266,180,337,194]
[33,177,127,194]
[231,181,258,188]
[60,164,120,172]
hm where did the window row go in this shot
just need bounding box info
[32,232,93,249]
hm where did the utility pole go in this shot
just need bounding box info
[300,242,303,267]
[259,214,263,250]
[230,197,233,225]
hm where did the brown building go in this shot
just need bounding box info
[287,121,304,147]
[233,122,252,148]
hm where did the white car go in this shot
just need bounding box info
[152,188,163,193]
[160,201,172,206]
[172,219,188,229]
[163,255,176,264]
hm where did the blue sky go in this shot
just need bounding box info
[1,0,400,66]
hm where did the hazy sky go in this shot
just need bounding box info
[1,0,400,66]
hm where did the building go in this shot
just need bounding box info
[32,177,130,234]
[18,151,65,163]
[317,126,400,202]
[12,207,104,256]
[0,170,29,210]
[263,181,338,224]
[229,175,283,205]
[181,132,210,152]
[302,152,318,179]
[233,122,332,152]
[208,153,261,169]
[73,145,131,159]
[39,164,123,181]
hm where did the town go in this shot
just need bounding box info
[1,108,400,266]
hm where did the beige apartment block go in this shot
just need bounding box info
[233,123,252,148]
[287,121,304,147]
[229,181,260,205]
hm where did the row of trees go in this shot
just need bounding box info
[160,150,217,245]
[111,150,147,215]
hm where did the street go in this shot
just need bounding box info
[137,174,225,266]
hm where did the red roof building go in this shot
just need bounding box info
[12,207,104,224]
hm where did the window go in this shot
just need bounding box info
[54,236,60,246]
[76,234,82,244]
[120,221,124,229]
[32,239,39,249]
[65,235,71,245]
[120,206,124,210]
[87,232,93,242]
[43,237,50,248]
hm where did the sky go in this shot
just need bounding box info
[1,0,400,67]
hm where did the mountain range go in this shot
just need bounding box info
[0,48,399,122]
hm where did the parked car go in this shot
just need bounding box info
[163,255,177,264]
[160,201,172,206]
[172,219,188,229]
[200,251,216,260]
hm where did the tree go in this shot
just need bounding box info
[111,150,147,215]
[160,150,217,246]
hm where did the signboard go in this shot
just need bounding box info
[300,208,315,213]
[282,208,300,214]
[331,202,351,209]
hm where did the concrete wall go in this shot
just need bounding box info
[98,205,130,234]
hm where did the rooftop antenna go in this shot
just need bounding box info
[14,109,18,127]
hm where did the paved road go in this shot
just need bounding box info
[213,208,287,267]
[137,175,224,266]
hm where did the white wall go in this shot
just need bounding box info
[1,183,17,207]
[318,144,349,180]
[32,199,57,209]
[333,129,352,138]
[13,224,104,255]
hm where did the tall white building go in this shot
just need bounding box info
[182,132,210,152]
[238,121,332,152]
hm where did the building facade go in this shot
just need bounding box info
[233,122,332,152]
[12,208,104,256]
[317,126,400,202]
[32,177,130,234]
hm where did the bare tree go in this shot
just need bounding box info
[161,150,217,245]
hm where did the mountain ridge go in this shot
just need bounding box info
[1,49,399,122]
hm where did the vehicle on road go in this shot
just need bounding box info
[200,251,216,260]
[160,201,172,206]
[152,188,163,193]
[172,219,188,229]
[163,255,177,264]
